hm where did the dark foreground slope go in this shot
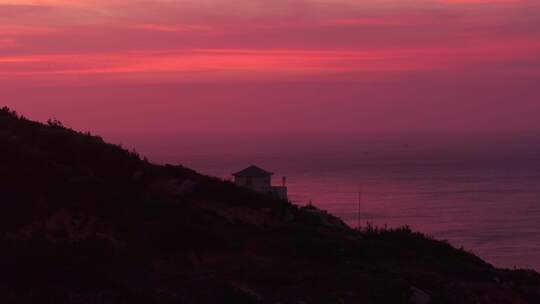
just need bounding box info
[1,107,539,304]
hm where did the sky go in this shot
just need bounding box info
[1,0,540,159]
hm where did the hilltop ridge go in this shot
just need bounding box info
[1,107,540,304]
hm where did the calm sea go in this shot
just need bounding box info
[154,139,540,271]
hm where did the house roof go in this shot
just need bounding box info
[233,165,273,177]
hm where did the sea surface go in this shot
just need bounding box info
[156,140,540,271]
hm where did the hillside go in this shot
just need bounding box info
[1,106,539,304]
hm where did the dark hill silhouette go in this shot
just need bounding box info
[1,106,539,304]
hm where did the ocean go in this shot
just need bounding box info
[152,137,540,271]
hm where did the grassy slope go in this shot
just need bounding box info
[1,107,539,304]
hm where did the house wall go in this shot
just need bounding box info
[235,176,272,193]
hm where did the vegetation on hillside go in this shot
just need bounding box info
[1,106,539,304]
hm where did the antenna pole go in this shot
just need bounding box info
[357,186,362,230]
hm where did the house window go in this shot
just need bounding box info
[246,177,253,186]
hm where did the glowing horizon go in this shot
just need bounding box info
[1,0,539,151]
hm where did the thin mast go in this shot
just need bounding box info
[357,186,362,229]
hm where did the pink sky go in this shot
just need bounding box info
[1,0,540,157]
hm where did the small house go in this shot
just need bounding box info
[233,165,288,200]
